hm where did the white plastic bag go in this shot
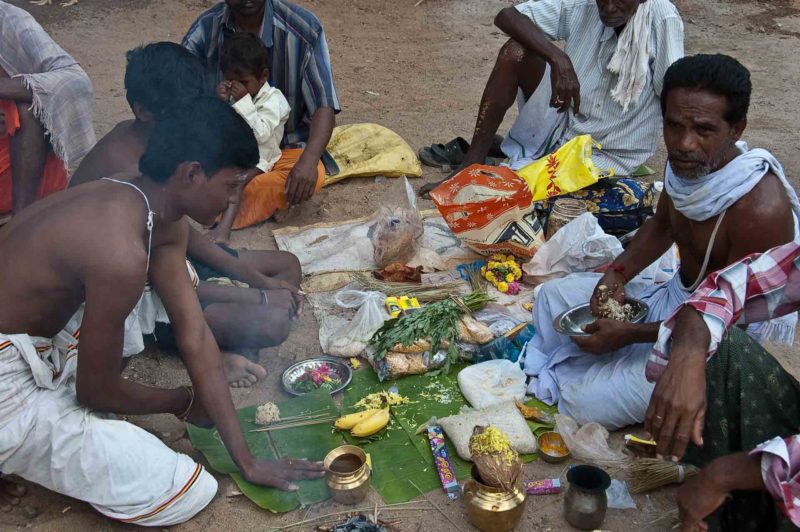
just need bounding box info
[555,414,626,462]
[326,290,389,358]
[457,359,527,409]
[524,213,623,284]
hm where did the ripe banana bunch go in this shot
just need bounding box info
[334,408,390,438]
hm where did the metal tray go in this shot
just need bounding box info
[553,298,649,337]
[281,357,353,396]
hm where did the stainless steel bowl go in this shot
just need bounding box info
[553,298,649,337]
[281,357,353,396]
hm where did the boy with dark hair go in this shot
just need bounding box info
[71,42,306,389]
[0,96,324,525]
[207,31,298,243]
[70,42,208,187]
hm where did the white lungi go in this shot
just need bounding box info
[524,273,689,429]
[525,271,796,430]
[0,306,216,526]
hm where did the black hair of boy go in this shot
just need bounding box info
[220,32,271,77]
[140,96,259,183]
[125,42,209,119]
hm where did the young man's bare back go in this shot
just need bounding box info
[0,98,323,525]
[69,119,147,187]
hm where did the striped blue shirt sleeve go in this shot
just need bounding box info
[181,17,210,59]
[301,28,341,115]
[515,0,571,41]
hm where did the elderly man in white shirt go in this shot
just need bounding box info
[420,0,684,196]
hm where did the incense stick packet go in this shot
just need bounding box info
[525,478,561,495]
[427,426,460,500]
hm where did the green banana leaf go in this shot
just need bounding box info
[187,389,340,513]
[522,396,558,437]
[341,365,539,504]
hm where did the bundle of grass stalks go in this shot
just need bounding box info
[352,272,467,302]
[628,458,699,494]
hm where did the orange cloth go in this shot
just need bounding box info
[0,100,67,214]
[232,147,324,230]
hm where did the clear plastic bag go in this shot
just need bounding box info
[326,290,389,358]
[371,177,423,268]
[606,479,637,510]
[555,414,626,462]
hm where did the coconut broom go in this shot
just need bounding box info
[628,458,699,494]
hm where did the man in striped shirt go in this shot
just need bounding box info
[420,0,684,196]
[183,0,340,207]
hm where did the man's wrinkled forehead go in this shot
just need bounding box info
[666,88,729,125]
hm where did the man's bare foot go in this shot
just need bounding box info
[0,477,26,512]
[205,225,231,245]
[223,352,267,388]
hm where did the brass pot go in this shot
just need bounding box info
[323,445,371,505]
[463,466,527,532]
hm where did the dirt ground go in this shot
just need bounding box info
[2,0,800,530]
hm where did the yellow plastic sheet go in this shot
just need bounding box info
[516,135,613,202]
[324,123,423,186]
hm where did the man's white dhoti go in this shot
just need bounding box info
[524,273,688,429]
[0,309,216,526]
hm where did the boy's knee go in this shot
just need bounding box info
[277,251,302,285]
[265,309,292,345]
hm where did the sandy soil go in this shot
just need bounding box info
[2,0,800,530]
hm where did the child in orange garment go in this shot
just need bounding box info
[208,32,324,244]
[0,100,67,219]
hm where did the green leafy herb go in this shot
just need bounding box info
[368,292,492,375]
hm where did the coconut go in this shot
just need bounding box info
[468,426,522,491]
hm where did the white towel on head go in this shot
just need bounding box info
[607,0,653,113]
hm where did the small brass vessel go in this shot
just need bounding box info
[463,466,527,532]
[323,445,371,505]
[537,431,571,464]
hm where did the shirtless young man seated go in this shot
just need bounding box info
[71,42,304,388]
[0,96,323,523]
